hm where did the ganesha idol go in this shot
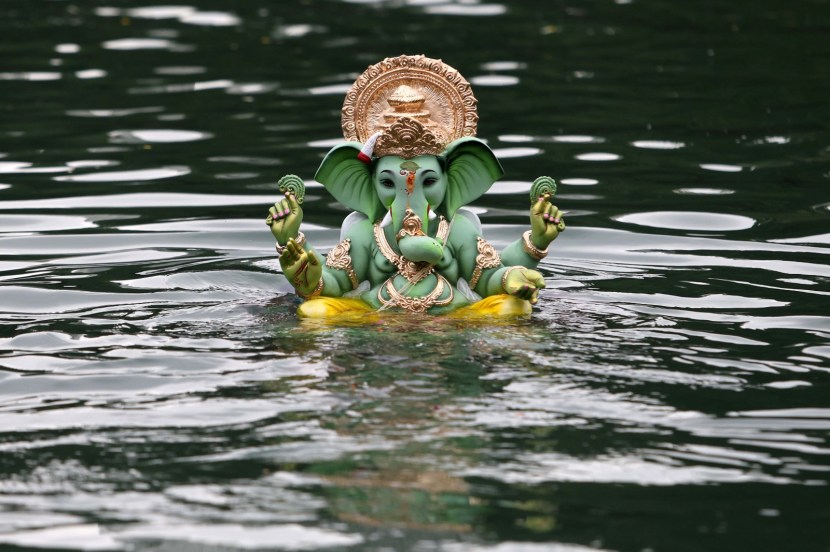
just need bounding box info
[266,55,565,318]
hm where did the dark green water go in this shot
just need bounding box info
[1,1,829,550]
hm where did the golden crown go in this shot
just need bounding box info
[342,55,478,159]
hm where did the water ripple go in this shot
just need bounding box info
[1,1,828,549]
[0,72,62,81]
[423,4,507,16]
[54,167,191,182]
[617,211,756,231]
[102,38,190,51]
[108,129,212,143]
[98,6,241,27]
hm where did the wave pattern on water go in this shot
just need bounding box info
[0,0,829,551]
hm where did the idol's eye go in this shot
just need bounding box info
[380,179,395,189]
[424,177,438,187]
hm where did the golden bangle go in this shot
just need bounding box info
[276,232,305,255]
[299,277,324,299]
[325,238,359,290]
[522,230,548,260]
[501,266,521,293]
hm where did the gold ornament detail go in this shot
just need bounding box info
[469,237,501,290]
[395,208,427,241]
[342,54,478,154]
[378,274,454,313]
[325,238,359,290]
[373,217,450,284]
[383,85,448,143]
[522,230,549,260]
[436,217,449,244]
[501,266,522,293]
[298,277,324,300]
[275,232,305,255]
[374,222,432,283]
[376,117,443,159]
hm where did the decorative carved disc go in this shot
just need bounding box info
[341,55,478,145]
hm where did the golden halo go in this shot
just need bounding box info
[341,54,478,145]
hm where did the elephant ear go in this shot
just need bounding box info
[314,142,383,222]
[440,137,505,219]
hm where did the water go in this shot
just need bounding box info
[1,0,829,550]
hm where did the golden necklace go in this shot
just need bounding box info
[378,274,454,313]
[373,216,449,284]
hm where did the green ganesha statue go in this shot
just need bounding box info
[266,55,565,318]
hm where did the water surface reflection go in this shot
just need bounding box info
[1,0,829,550]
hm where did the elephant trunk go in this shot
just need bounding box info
[398,235,444,264]
[393,197,443,265]
[391,192,429,235]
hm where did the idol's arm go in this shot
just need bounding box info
[319,217,375,297]
[453,215,545,304]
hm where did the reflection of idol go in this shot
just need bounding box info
[325,468,475,532]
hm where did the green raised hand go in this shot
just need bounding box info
[267,192,302,246]
[530,193,565,249]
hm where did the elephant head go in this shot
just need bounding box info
[315,137,504,263]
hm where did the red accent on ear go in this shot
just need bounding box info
[357,152,371,164]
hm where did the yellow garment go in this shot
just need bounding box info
[297,297,375,318]
[447,294,531,318]
[297,294,530,319]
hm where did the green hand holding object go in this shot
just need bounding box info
[502,266,546,305]
[266,175,305,246]
[529,176,566,249]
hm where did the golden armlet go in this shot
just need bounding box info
[469,236,501,290]
[325,238,359,290]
